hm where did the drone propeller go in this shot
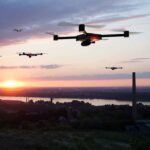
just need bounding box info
[1,54,17,58]
[102,39,109,40]
[45,32,55,35]
[41,52,48,54]
[58,21,105,29]
[58,21,78,27]
[127,31,142,35]
[112,28,142,35]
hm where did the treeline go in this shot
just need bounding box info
[0,100,150,130]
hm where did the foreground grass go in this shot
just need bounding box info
[0,129,149,150]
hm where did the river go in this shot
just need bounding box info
[0,96,150,106]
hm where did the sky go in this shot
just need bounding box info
[0,0,150,88]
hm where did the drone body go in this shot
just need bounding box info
[105,67,123,70]
[53,24,129,46]
[17,52,46,58]
[13,29,23,32]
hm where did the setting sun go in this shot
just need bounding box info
[2,80,24,88]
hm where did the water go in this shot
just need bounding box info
[0,96,150,106]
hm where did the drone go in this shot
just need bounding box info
[13,29,23,32]
[105,67,123,70]
[52,22,130,46]
[17,52,46,58]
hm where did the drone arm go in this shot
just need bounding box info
[102,34,124,37]
[54,35,77,40]
[101,31,129,38]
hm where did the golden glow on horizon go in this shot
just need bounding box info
[1,80,25,88]
[16,78,150,87]
[0,78,149,88]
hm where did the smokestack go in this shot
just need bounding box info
[132,72,137,121]
[26,97,28,103]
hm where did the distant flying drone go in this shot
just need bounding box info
[105,67,123,70]
[13,29,23,32]
[17,52,47,58]
[51,22,130,46]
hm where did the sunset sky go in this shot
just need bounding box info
[0,0,150,87]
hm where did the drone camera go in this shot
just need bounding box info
[81,40,91,46]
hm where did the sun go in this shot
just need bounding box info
[2,80,24,88]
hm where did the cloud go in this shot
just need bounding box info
[22,72,150,81]
[133,58,150,61]
[0,64,62,69]
[0,0,149,46]
[122,57,150,63]
[91,14,150,24]
[40,64,63,69]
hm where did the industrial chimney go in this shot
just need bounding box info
[132,72,137,121]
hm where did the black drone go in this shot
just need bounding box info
[13,28,23,32]
[50,22,130,46]
[105,67,123,70]
[17,52,47,58]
